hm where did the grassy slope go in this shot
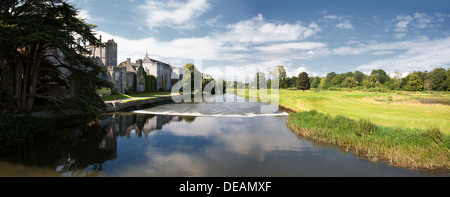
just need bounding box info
[239,89,450,134]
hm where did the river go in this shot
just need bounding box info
[0,94,447,177]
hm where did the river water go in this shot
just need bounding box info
[0,94,447,177]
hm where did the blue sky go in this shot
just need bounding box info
[70,0,450,80]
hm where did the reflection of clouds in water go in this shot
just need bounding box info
[113,153,209,177]
[109,116,316,177]
[159,116,317,161]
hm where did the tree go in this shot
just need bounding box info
[353,71,366,84]
[329,74,345,87]
[446,69,450,91]
[400,74,410,90]
[341,77,358,88]
[284,76,297,88]
[384,78,400,90]
[426,68,447,91]
[310,76,321,89]
[0,0,112,117]
[363,74,380,88]
[271,65,287,89]
[404,72,423,91]
[254,72,267,89]
[182,63,202,93]
[324,72,337,85]
[371,69,390,84]
[297,72,310,91]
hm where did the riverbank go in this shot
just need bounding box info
[103,95,173,112]
[235,89,450,170]
[286,110,450,170]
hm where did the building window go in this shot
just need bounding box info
[115,72,120,81]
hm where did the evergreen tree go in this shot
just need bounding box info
[0,0,112,117]
[297,72,310,91]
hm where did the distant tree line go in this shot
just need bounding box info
[204,65,449,93]
[274,66,450,92]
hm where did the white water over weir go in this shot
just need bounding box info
[132,93,289,117]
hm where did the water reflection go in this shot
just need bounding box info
[0,113,448,177]
[0,114,189,177]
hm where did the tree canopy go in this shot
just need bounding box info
[297,72,310,91]
[0,0,112,118]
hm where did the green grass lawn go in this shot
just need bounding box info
[237,89,450,134]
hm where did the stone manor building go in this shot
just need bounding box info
[83,37,178,93]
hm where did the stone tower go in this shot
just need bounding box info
[105,39,117,67]
[84,39,117,67]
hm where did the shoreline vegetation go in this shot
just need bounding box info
[287,110,449,170]
[238,89,450,170]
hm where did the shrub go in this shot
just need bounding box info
[125,89,134,95]
[111,89,120,95]
[328,87,342,91]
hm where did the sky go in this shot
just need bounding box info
[70,0,450,80]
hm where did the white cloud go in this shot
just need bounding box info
[218,14,321,44]
[323,15,338,20]
[94,13,332,79]
[96,31,220,63]
[333,37,432,56]
[139,0,211,30]
[332,46,367,55]
[322,14,354,29]
[77,9,90,20]
[435,12,450,22]
[391,12,440,39]
[371,50,396,55]
[336,20,354,29]
[355,37,450,73]
[97,13,329,65]
[413,12,431,29]
[254,42,327,53]
[394,15,413,33]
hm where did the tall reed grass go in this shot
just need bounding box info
[287,110,450,170]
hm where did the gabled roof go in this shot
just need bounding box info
[142,51,172,68]
[142,51,152,63]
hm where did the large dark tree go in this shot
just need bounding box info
[426,68,447,91]
[297,72,310,91]
[0,0,112,117]
[371,69,390,84]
